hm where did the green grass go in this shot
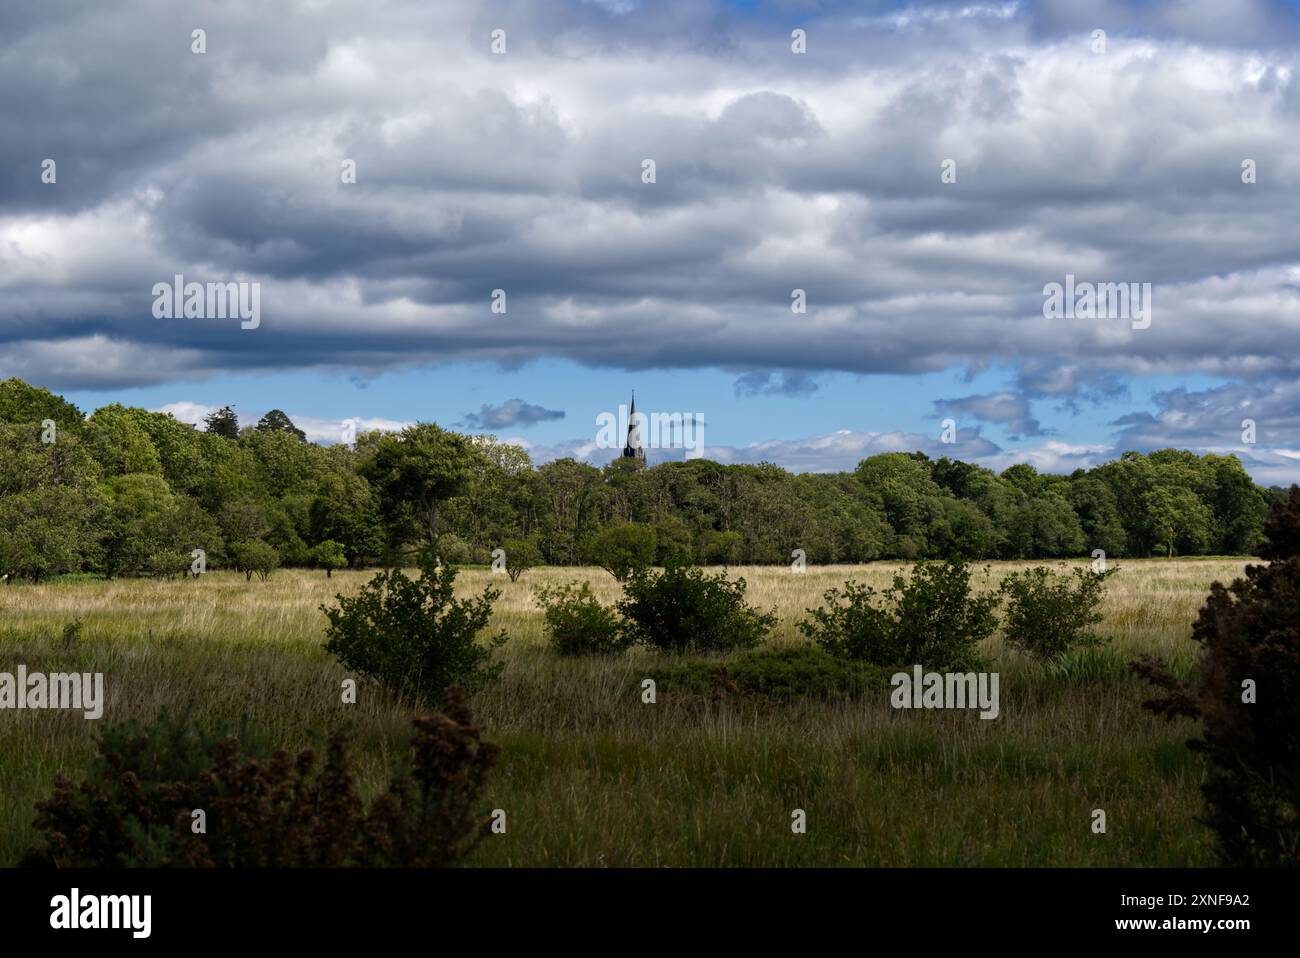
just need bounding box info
[0,558,1242,867]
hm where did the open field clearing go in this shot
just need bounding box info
[0,558,1248,866]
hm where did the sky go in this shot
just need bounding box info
[3,0,1300,483]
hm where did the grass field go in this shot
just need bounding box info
[0,558,1246,867]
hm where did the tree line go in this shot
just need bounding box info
[0,377,1285,581]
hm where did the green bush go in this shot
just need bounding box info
[648,644,894,702]
[435,533,484,566]
[228,539,280,581]
[799,559,998,671]
[998,565,1113,660]
[699,529,744,565]
[146,548,190,579]
[584,522,657,581]
[60,619,83,650]
[322,560,507,704]
[618,563,776,653]
[22,690,499,867]
[534,581,629,656]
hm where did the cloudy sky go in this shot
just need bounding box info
[4,0,1300,482]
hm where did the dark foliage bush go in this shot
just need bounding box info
[799,559,997,671]
[1259,485,1300,561]
[648,644,894,702]
[1133,485,1300,866]
[322,560,506,704]
[22,689,500,867]
[534,581,630,656]
[618,562,776,653]
[998,565,1114,660]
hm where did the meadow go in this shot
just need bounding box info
[0,558,1244,867]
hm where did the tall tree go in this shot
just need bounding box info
[203,405,240,440]
[359,423,477,552]
[256,409,306,441]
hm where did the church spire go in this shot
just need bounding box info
[622,391,645,462]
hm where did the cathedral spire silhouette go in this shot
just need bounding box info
[622,391,645,462]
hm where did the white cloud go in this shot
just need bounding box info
[154,401,217,427]
[151,403,410,443]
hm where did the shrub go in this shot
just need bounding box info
[60,619,83,650]
[146,548,190,580]
[647,644,894,702]
[228,539,280,581]
[1260,485,1300,560]
[584,522,657,581]
[699,530,744,565]
[998,565,1114,660]
[500,536,543,582]
[22,689,499,867]
[534,581,629,656]
[798,580,894,663]
[799,559,997,671]
[1133,485,1300,866]
[322,560,507,704]
[618,563,776,653]
[435,533,482,566]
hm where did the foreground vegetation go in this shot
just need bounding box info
[0,558,1236,867]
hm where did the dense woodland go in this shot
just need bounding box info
[0,377,1285,581]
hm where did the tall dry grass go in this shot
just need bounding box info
[0,558,1247,866]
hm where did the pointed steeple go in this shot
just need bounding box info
[623,391,645,462]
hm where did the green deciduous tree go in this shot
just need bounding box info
[312,539,347,577]
[0,424,104,580]
[229,539,280,581]
[360,423,477,553]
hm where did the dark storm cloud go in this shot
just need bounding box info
[3,0,1300,476]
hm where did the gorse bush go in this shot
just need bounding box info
[22,689,499,868]
[618,562,776,653]
[998,565,1114,661]
[1134,485,1300,866]
[534,581,629,656]
[799,559,998,671]
[322,560,506,704]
